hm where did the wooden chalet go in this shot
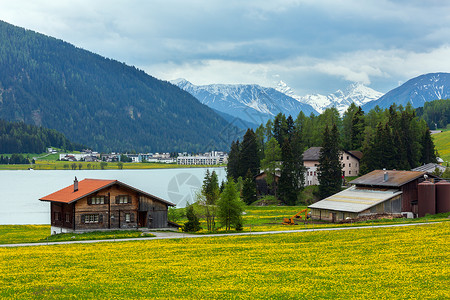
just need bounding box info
[40,177,176,234]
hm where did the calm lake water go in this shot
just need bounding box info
[0,167,226,225]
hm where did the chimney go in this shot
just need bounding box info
[383,171,388,182]
[74,177,79,192]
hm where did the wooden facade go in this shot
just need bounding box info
[40,178,176,234]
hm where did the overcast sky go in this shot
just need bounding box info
[1,0,450,95]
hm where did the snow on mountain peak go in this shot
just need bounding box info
[275,81,383,114]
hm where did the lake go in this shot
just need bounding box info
[0,167,227,225]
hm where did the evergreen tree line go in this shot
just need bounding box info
[415,99,450,130]
[0,119,84,154]
[226,103,438,204]
[0,154,32,164]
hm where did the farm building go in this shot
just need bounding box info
[40,178,176,234]
[308,170,448,222]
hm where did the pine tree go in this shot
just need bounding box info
[273,113,288,146]
[420,126,437,164]
[183,204,201,232]
[350,106,365,150]
[318,125,342,199]
[227,140,240,180]
[239,129,260,177]
[217,180,244,231]
[242,169,257,205]
[278,139,298,205]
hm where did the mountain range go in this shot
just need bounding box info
[276,81,383,115]
[362,72,450,111]
[0,20,237,152]
[171,79,318,125]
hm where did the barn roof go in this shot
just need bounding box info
[411,163,446,173]
[39,178,175,206]
[349,170,428,187]
[308,186,402,213]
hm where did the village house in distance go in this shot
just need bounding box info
[39,178,177,235]
[302,147,362,185]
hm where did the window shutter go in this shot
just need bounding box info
[87,198,92,205]
[115,196,119,204]
[130,213,135,222]
[127,195,131,204]
[104,196,109,204]
[81,215,85,223]
[99,214,103,223]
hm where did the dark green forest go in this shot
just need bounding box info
[416,99,450,129]
[0,20,236,152]
[0,119,84,154]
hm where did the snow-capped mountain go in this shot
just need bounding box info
[276,81,383,115]
[171,79,318,125]
[362,72,450,111]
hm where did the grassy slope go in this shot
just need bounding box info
[0,222,449,299]
[433,129,450,164]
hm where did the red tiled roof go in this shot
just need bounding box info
[39,178,175,206]
[39,179,117,204]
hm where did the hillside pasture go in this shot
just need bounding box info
[433,129,450,164]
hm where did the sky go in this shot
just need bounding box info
[1,0,450,95]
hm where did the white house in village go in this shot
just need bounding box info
[302,147,363,185]
[177,151,228,165]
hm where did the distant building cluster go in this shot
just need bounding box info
[58,150,227,165]
[177,151,228,165]
[59,150,101,162]
[59,150,175,163]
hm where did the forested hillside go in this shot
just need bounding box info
[416,99,450,129]
[0,21,235,152]
[0,119,84,154]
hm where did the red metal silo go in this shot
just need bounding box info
[436,180,450,213]
[418,181,436,217]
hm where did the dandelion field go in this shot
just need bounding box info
[1,222,449,299]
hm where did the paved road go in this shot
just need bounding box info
[0,222,437,248]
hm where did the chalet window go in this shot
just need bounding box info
[349,163,351,167]
[65,213,70,223]
[84,214,99,223]
[88,196,106,205]
[347,156,349,160]
[116,195,131,204]
[125,213,131,222]
[343,163,345,167]
[54,212,61,221]
[349,171,352,175]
